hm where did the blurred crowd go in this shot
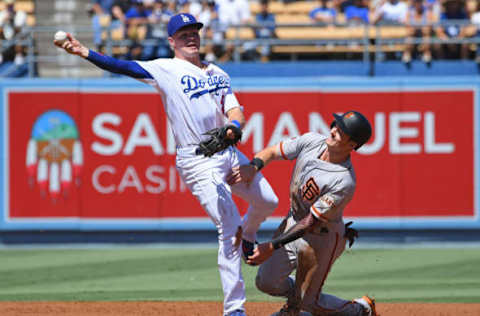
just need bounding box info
[0,0,28,65]
[88,0,254,62]
[310,0,480,63]
[1,0,480,66]
[87,0,480,63]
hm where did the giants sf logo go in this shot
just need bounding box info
[302,178,319,201]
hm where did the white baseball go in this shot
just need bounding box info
[54,31,68,44]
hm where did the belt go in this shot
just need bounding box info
[195,146,231,156]
[310,226,329,234]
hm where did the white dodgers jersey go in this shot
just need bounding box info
[136,58,242,148]
[279,132,356,223]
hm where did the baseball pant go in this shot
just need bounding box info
[176,146,278,315]
[256,216,366,316]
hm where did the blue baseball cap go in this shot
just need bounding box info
[167,13,203,37]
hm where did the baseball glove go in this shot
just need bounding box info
[344,221,359,248]
[196,124,242,157]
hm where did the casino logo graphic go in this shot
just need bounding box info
[25,110,83,200]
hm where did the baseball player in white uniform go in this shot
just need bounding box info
[54,13,279,316]
[227,111,377,316]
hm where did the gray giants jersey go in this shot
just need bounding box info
[279,132,356,223]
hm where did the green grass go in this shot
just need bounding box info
[0,248,479,302]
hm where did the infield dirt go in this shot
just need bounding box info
[1,301,479,316]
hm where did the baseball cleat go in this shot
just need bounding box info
[225,309,247,316]
[354,295,378,316]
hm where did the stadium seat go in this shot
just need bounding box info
[271,44,406,54]
[275,26,366,40]
[224,23,408,57]
[275,25,407,40]
[250,1,286,14]
[250,1,316,15]
[0,1,35,26]
[271,25,407,56]
[26,15,35,27]
[127,25,148,41]
[99,17,128,55]
[226,27,255,40]
[375,26,408,39]
[275,14,311,24]
[284,1,317,14]
[0,0,34,13]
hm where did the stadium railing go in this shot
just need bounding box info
[1,20,479,78]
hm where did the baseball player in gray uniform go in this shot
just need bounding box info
[228,111,377,316]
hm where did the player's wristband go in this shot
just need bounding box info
[271,240,283,250]
[230,120,241,129]
[271,227,307,250]
[250,157,264,171]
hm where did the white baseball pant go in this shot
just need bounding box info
[176,146,278,314]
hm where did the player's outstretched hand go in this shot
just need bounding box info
[246,242,274,266]
[53,33,89,58]
[227,164,257,186]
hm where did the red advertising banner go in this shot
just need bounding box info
[8,89,475,220]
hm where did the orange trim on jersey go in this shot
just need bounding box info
[310,206,328,223]
[279,142,288,160]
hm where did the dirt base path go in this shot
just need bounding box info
[1,301,479,316]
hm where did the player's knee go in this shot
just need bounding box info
[257,193,279,212]
[268,194,279,210]
[255,271,278,295]
[255,272,270,294]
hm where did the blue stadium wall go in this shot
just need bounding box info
[220,60,480,77]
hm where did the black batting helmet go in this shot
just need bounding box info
[330,111,372,150]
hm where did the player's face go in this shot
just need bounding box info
[326,125,356,150]
[169,26,201,58]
